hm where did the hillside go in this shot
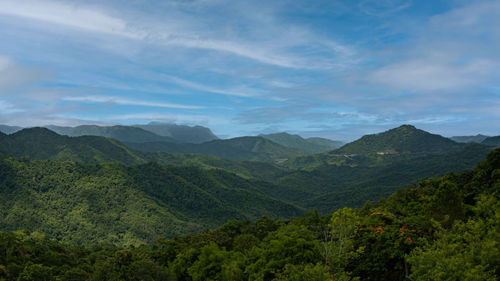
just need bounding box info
[334,125,462,155]
[47,125,176,143]
[450,134,489,143]
[126,136,305,162]
[260,132,343,153]
[0,128,144,165]
[0,156,302,246]
[1,148,497,280]
[0,128,289,180]
[482,135,500,147]
[134,122,219,143]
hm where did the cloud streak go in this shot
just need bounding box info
[63,95,204,109]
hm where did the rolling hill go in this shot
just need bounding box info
[334,125,462,155]
[450,134,489,143]
[260,132,343,153]
[481,135,500,147]
[0,127,290,180]
[0,156,302,246]
[125,136,305,162]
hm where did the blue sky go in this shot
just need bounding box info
[0,0,499,140]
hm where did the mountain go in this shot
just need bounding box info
[0,127,289,180]
[125,136,305,162]
[482,135,500,147]
[134,122,218,143]
[47,124,175,143]
[450,134,489,143]
[0,156,302,246]
[0,127,144,164]
[0,124,22,134]
[335,125,462,155]
[0,149,497,280]
[260,132,343,153]
[270,143,493,213]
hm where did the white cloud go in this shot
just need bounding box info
[63,95,204,109]
[0,0,354,69]
[368,58,494,92]
[0,0,140,39]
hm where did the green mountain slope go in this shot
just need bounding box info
[450,134,489,143]
[0,156,302,246]
[481,135,500,147]
[272,125,493,213]
[134,122,218,143]
[0,128,144,164]
[335,125,462,155]
[0,127,289,180]
[0,149,497,281]
[47,125,176,143]
[126,136,305,162]
[260,132,343,153]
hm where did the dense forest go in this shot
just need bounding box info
[0,148,498,280]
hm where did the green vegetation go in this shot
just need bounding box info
[0,156,301,246]
[0,128,144,165]
[0,127,290,180]
[133,122,219,143]
[1,148,498,280]
[335,125,462,155]
[260,132,343,153]
[125,136,306,162]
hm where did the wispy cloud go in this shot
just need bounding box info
[0,0,139,38]
[63,95,204,109]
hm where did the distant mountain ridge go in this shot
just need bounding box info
[47,125,176,143]
[0,125,22,134]
[259,132,343,153]
[482,136,500,147]
[450,134,489,143]
[125,136,305,162]
[134,122,218,143]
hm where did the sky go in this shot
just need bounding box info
[0,0,499,140]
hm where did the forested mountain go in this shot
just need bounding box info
[0,127,290,180]
[450,134,489,143]
[1,148,497,280]
[125,136,305,162]
[271,143,493,213]
[46,125,176,143]
[134,122,219,143]
[335,125,462,155]
[0,156,302,246]
[260,132,343,153]
[482,135,500,147]
[0,125,22,134]
[0,128,144,164]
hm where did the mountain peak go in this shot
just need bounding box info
[12,127,61,138]
[335,125,461,155]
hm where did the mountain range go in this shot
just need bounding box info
[259,132,343,153]
[0,123,497,245]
